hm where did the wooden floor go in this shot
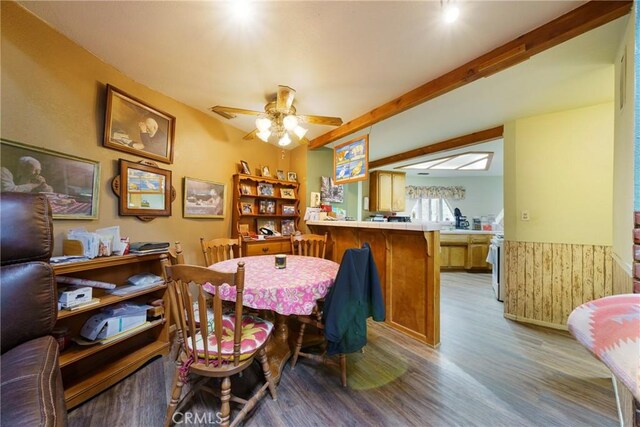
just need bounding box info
[68,272,618,426]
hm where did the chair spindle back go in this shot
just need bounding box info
[291,233,328,259]
[165,263,245,367]
[200,237,242,266]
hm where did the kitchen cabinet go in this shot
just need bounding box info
[440,233,492,271]
[369,171,406,212]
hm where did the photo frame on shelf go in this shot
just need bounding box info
[280,188,295,199]
[240,160,251,175]
[116,159,172,218]
[103,84,176,164]
[310,192,321,208]
[287,171,297,182]
[240,183,253,195]
[259,200,267,214]
[261,165,271,177]
[334,134,369,184]
[241,202,253,214]
[276,170,286,181]
[282,205,296,215]
[281,219,295,236]
[257,183,274,197]
[0,139,100,220]
[257,219,276,234]
[183,177,225,219]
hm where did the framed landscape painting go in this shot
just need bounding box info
[104,85,176,164]
[183,177,225,219]
[0,139,100,219]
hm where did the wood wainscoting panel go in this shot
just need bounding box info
[504,241,615,328]
[612,256,633,294]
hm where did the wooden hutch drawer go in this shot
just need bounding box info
[245,240,291,256]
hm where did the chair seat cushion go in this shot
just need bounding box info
[188,314,273,360]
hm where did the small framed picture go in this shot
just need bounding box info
[259,200,267,214]
[281,219,295,236]
[261,165,271,177]
[240,160,251,175]
[257,219,276,234]
[257,183,274,197]
[282,205,296,215]
[280,188,295,199]
[276,170,286,181]
[287,171,297,182]
[240,184,253,195]
[241,202,253,214]
[310,192,321,208]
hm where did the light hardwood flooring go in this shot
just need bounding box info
[68,272,617,426]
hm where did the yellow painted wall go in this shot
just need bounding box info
[612,12,635,271]
[504,102,614,245]
[0,2,293,263]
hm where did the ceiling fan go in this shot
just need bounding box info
[210,85,343,147]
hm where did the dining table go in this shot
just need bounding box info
[205,254,340,382]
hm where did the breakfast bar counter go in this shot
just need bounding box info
[307,220,441,347]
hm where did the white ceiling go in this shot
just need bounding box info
[19,1,626,175]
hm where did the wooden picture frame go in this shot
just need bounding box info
[287,171,297,182]
[104,85,176,164]
[334,134,369,184]
[257,183,274,197]
[281,219,295,236]
[183,177,225,219]
[241,202,253,214]
[280,188,296,199]
[261,165,271,177]
[240,183,253,195]
[117,159,172,217]
[0,139,100,220]
[282,204,296,215]
[276,170,286,181]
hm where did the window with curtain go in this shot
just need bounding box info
[411,197,455,222]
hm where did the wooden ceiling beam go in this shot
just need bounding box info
[369,126,503,169]
[309,0,632,150]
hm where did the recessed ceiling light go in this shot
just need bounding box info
[230,0,253,22]
[442,1,460,23]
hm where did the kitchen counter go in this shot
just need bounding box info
[441,229,496,235]
[308,220,440,346]
[305,220,440,231]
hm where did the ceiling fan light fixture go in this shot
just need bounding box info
[283,115,298,131]
[293,125,308,139]
[278,133,292,147]
[257,130,271,142]
[256,116,272,132]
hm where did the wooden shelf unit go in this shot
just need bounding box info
[232,174,300,255]
[53,253,171,409]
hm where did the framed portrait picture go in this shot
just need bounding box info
[0,139,100,220]
[334,134,369,184]
[261,165,271,177]
[281,219,295,236]
[276,170,286,181]
[280,188,296,199]
[104,85,176,164]
[240,160,251,175]
[287,172,297,182]
[118,159,172,217]
[257,183,274,197]
[240,184,253,195]
[241,202,253,214]
[309,192,321,208]
[183,177,225,218]
[282,205,296,215]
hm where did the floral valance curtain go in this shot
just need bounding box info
[405,185,465,200]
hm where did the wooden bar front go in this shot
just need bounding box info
[308,222,440,347]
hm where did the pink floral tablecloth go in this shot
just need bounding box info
[204,255,339,316]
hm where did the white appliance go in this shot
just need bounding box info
[487,235,505,302]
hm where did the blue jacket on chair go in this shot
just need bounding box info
[322,243,385,355]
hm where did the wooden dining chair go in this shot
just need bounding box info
[290,233,327,258]
[200,237,242,266]
[164,263,277,427]
[168,241,185,265]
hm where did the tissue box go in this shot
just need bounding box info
[58,286,92,309]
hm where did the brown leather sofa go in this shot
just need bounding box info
[0,193,67,426]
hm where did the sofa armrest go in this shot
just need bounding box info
[0,262,57,354]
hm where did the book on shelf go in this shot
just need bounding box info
[129,242,170,252]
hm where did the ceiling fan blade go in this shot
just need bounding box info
[210,106,263,120]
[298,114,343,127]
[276,86,296,111]
[243,129,258,140]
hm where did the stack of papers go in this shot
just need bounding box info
[129,242,170,254]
